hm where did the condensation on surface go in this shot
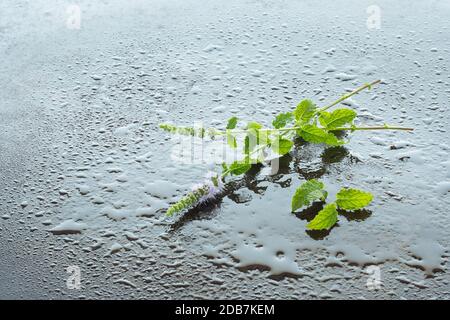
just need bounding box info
[0,0,449,299]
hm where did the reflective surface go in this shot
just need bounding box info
[0,0,449,299]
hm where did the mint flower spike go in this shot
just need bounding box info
[166,172,223,217]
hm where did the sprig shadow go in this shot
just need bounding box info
[168,141,366,237]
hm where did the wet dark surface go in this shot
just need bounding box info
[0,0,449,299]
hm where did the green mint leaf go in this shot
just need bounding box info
[272,112,293,129]
[307,203,338,230]
[226,116,238,129]
[291,179,327,212]
[336,188,373,210]
[318,108,357,129]
[293,99,316,123]
[229,160,251,176]
[271,136,293,155]
[246,121,262,130]
[298,124,344,146]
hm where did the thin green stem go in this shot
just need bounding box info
[219,124,413,178]
[220,123,413,137]
[171,123,414,139]
[329,126,414,131]
[317,79,381,113]
[262,124,413,133]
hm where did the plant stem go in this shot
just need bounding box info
[219,123,413,136]
[317,79,381,113]
[329,126,414,131]
[219,124,412,178]
[276,125,413,132]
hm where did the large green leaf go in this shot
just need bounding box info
[336,188,373,210]
[293,99,316,123]
[319,108,356,129]
[307,203,339,230]
[297,124,344,146]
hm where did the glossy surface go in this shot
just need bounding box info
[0,0,449,299]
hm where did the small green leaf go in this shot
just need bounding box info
[336,188,373,210]
[229,160,251,175]
[319,108,356,129]
[271,136,293,155]
[272,112,293,129]
[294,99,316,123]
[246,121,262,130]
[291,179,327,212]
[226,117,238,129]
[298,124,344,146]
[307,203,338,230]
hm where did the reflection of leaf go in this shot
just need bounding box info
[291,179,327,212]
[319,108,356,129]
[336,188,373,210]
[307,203,338,230]
[321,147,349,164]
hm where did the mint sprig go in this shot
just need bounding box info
[159,80,411,230]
